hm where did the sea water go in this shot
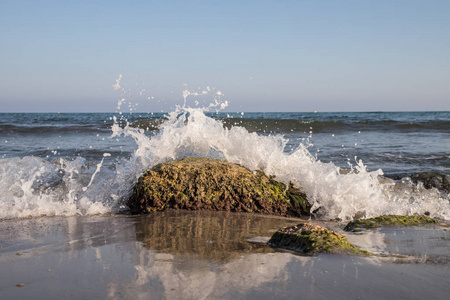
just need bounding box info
[0,98,449,220]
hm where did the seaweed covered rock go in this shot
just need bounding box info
[127,157,310,217]
[268,223,369,256]
[344,215,439,231]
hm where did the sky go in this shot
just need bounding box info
[1,0,449,112]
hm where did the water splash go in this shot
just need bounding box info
[0,156,106,218]
[112,99,449,221]
[1,84,449,220]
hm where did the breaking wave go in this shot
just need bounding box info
[1,95,449,221]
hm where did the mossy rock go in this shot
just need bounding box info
[127,157,310,217]
[344,215,439,231]
[268,223,370,256]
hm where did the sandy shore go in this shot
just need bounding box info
[0,210,449,299]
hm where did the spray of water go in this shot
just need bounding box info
[1,81,449,221]
[111,89,449,221]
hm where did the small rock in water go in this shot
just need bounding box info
[268,223,370,256]
[388,172,450,193]
[410,172,450,192]
[344,215,439,231]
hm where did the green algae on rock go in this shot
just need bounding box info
[127,157,310,217]
[268,223,370,256]
[344,215,439,231]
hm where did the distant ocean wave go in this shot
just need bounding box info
[130,117,450,134]
[0,124,112,134]
[2,118,449,135]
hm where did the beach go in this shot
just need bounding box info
[1,210,449,299]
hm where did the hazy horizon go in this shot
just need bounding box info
[1,110,449,114]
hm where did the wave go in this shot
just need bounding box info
[114,108,450,221]
[3,112,449,136]
[0,124,113,134]
[225,119,450,133]
[130,117,450,134]
[1,108,449,221]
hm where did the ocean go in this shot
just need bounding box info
[1,108,450,299]
[0,109,449,220]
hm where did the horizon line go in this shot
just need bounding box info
[0,110,449,114]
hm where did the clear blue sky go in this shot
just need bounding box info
[1,0,449,112]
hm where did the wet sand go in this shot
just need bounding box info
[0,210,449,299]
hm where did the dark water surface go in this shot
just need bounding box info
[1,111,449,174]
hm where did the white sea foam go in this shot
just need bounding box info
[111,103,450,221]
[0,153,142,219]
[1,93,449,220]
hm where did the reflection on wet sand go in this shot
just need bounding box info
[123,251,298,300]
[345,224,450,263]
[1,211,449,299]
[134,210,302,261]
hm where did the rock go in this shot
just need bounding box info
[410,172,450,192]
[344,215,439,231]
[268,223,370,255]
[386,172,450,193]
[127,157,310,217]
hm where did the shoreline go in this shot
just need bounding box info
[1,211,449,299]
